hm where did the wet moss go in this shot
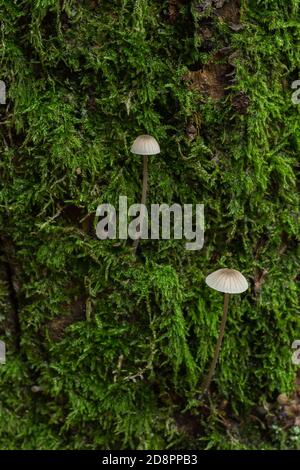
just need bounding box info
[0,0,299,450]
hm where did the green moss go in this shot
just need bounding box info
[0,0,299,449]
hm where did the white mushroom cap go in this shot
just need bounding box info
[205,268,248,294]
[131,135,160,155]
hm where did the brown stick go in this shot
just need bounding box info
[133,155,148,255]
[202,292,230,393]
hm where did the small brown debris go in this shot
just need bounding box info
[186,123,197,140]
[168,0,179,22]
[276,378,300,428]
[231,91,250,114]
[219,399,229,411]
[175,412,202,437]
[277,393,290,406]
[195,1,214,13]
[254,405,269,417]
[81,213,95,235]
[216,0,241,24]
[195,0,226,13]
[295,416,300,427]
[228,50,241,66]
[47,298,86,341]
[254,268,268,294]
[202,26,213,39]
[229,23,244,31]
[168,0,187,22]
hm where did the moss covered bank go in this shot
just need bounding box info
[0,0,299,449]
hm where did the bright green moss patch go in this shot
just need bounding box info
[0,0,299,449]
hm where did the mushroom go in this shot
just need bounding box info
[202,268,248,393]
[130,135,160,253]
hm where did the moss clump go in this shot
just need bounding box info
[0,0,299,449]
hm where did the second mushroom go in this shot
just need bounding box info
[202,268,248,393]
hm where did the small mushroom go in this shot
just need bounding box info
[130,135,160,254]
[31,385,43,393]
[202,268,248,393]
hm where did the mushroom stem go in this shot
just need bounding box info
[202,292,230,393]
[133,155,148,254]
